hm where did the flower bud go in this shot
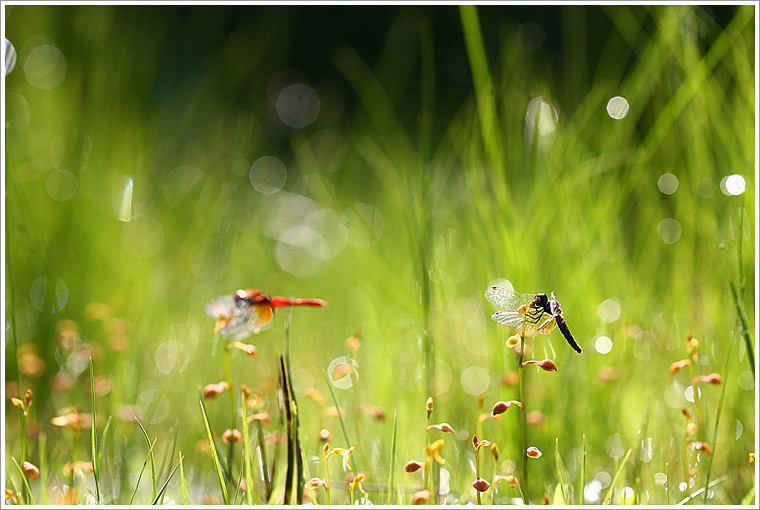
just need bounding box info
[473,477,490,492]
[426,423,454,433]
[426,397,434,415]
[490,442,499,460]
[527,446,542,459]
[404,460,424,473]
[306,477,327,489]
[203,381,230,400]
[22,461,39,479]
[492,400,523,416]
[222,429,242,444]
[693,373,724,386]
[692,441,712,455]
[412,490,431,504]
[686,423,697,435]
[669,359,691,375]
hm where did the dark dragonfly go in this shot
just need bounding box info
[484,287,582,354]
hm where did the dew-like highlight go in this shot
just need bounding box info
[460,365,490,395]
[46,169,78,201]
[525,96,558,138]
[720,174,746,196]
[657,218,681,244]
[606,96,629,119]
[276,83,320,128]
[5,38,17,75]
[24,44,67,89]
[595,335,613,354]
[250,156,287,194]
[657,173,679,195]
[597,298,622,322]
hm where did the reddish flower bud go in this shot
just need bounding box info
[693,373,724,386]
[473,477,490,492]
[692,441,712,455]
[412,490,431,504]
[492,400,523,416]
[22,461,39,479]
[527,446,542,459]
[669,359,691,376]
[405,460,424,473]
[222,428,242,444]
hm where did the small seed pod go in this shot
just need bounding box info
[222,428,242,444]
[473,477,490,492]
[404,460,424,473]
[527,446,542,459]
[22,461,39,479]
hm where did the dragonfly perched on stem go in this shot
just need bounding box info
[485,287,582,354]
[205,288,326,340]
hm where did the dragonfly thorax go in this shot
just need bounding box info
[533,293,550,311]
[234,288,268,307]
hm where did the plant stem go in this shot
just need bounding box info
[223,347,236,488]
[518,322,529,504]
[475,446,482,505]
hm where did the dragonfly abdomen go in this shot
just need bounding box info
[556,316,582,354]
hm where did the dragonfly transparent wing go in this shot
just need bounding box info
[491,310,554,333]
[204,295,274,339]
[484,287,537,311]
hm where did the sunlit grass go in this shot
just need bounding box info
[4,4,755,505]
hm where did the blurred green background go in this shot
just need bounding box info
[3,3,756,505]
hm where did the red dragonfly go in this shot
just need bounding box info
[204,288,326,339]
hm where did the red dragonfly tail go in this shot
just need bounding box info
[269,297,327,308]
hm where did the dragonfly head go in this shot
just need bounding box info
[234,288,268,307]
[533,293,549,309]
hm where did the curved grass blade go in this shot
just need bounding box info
[603,448,632,505]
[676,475,727,505]
[129,437,157,505]
[158,418,179,482]
[200,399,230,505]
[580,434,586,505]
[240,391,256,505]
[153,458,181,505]
[321,369,353,448]
[89,358,101,504]
[554,437,567,504]
[11,457,36,505]
[703,338,733,503]
[135,417,157,501]
[179,452,189,505]
[386,410,398,505]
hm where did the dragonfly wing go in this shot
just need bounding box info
[536,315,558,335]
[490,311,525,329]
[484,287,536,310]
[216,303,274,339]
[204,295,248,318]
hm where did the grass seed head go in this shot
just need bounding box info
[426,439,446,464]
[492,400,523,416]
[473,477,490,492]
[491,442,499,460]
[494,474,518,487]
[527,446,542,459]
[22,461,39,479]
[412,490,431,504]
[506,334,522,349]
[681,406,692,421]
[404,460,424,473]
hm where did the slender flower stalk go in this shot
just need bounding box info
[424,397,433,503]
[517,320,529,503]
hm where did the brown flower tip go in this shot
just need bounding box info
[681,406,692,421]
[318,429,332,442]
[686,423,697,435]
[404,460,425,473]
[222,428,243,444]
[247,412,271,425]
[490,442,499,460]
[358,403,385,420]
[693,373,724,386]
[686,334,699,360]
[24,389,33,409]
[749,452,755,464]
[346,328,363,352]
[404,460,424,473]
[474,439,491,451]
[412,490,431,505]
[226,341,258,358]
[306,477,327,489]
[543,493,550,505]
[22,461,40,479]
[517,304,528,315]
[494,474,518,487]
[521,359,558,372]
[473,477,490,492]
[692,441,712,455]
[526,446,542,459]
[426,422,455,434]
[203,381,230,400]
[472,434,478,449]
[492,400,523,416]
[506,334,522,349]
[426,397,434,415]
[669,359,692,376]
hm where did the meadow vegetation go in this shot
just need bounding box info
[3,4,756,505]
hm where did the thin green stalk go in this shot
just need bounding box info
[256,420,272,501]
[199,399,230,505]
[223,347,236,488]
[424,400,432,503]
[324,448,331,505]
[604,448,632,505]
[11,457,35,505]
[135,418,157,502]
[19,401,30,504]
[665,462,670,505]
[555,438,567,504]
[580,434,586,505]
[153,458,182,505]
[89,359,101,504]
[475,444,482,505]
[730,281,754,376]
[387,410,398,505]
[240,390,256,505]
[128,437,157,505]
[39,432,49,505]
[179,452,189,505]
[518,322,529,503]
[280,356,295,505]
[703,337,733,503]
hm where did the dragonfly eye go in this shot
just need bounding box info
[234,289,250,307]
[534,293,549,308]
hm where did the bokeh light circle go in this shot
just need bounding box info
[597,298,622,323]
[720,174,746,196]
[460,365,490,395]
[121,215,164,258]
[24,44,67,89]
[595,335,613,354]
[250,156,287,194]
[525,96,558,136]
[276,83,320,128]
[46,169,78,201]
[327,356,359,389]
[606,96,629,119]
[5,38,17,75]
[657,173,678,195]
[657,218,681,244]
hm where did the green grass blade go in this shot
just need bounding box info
[11,457,36,505]
[240,391,256,505]
[580,434,586,505]
[740,485,755,505]
[703,337,734,503]
[257,419,272,502]
[200,398,230,505]
[387,410,398,505]
[153,458,181,505]
[135,417,157,501]
[322,368,353,448]
[97,416,112,472]
[158,418,179,482]
[89,358,101,504]
[604,448,632,505]
[129,437,157,505]
[39,432,49,505]
[554,437,567,504]
[179,452,189,505]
